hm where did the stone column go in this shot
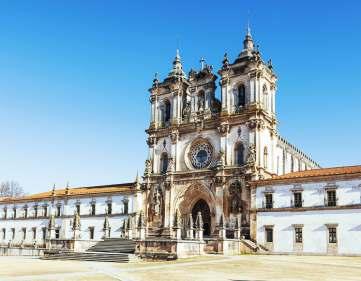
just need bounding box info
[48,214,56,239]
[127,218,133,239]
[137,212,146,240]
[172,211,182,240]
[103,215,110,239]
[187,214,194,239]
[234,216,241,240]
[218,215,226,239]
[72,211,81,240]
[195,212,204,241]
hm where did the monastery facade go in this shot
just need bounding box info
[0,29,360,258]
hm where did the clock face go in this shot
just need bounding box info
[190,142,213,169]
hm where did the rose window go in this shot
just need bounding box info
[190,142,213,169]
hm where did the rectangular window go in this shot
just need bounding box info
[328,227,337,243]
[2,228,5,240]
[13,208,17,219]
[42,228,47,240]
[22,228,26,240]
[43,206,48,217]
[265,228,273,243]
[24,208,28,218]
[123,201,128,215]
[56,206,61,217]
[34,206,38,218]
[295,227,303,243]
[327,190,337,207]
[107,203,112,215]
[32,228,36,240]
[11,228,15,239]
[294,192,302,208]
[3,208,7,219]
[89,227,95,240]
[76,204,80,215]
[55,229,60,239]
[265,194,273,209]
[91,204,96,216]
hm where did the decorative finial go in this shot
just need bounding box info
[168,49,186,78]
[200,57,205,70]
[152,72,159,87]
[222,53,229,69]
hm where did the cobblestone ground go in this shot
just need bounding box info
[1,255,361,281]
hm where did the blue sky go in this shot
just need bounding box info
[0,0,360,194]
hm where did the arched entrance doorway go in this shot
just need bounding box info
[192,199,211,237]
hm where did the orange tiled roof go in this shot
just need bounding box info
[255,165,361,185]
[0,183,135,203]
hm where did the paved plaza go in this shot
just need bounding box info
[1,255,361,281]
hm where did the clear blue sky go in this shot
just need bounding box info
[0,0,360,194]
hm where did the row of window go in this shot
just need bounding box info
[0,226,107,241]
[1,227,47,241]
[1,201,128,220]
[262,190,337,209]
[265,226,337,244]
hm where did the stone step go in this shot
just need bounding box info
[87,238,136,253]
[42,251,135,263]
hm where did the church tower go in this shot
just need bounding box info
[140,28,316,240]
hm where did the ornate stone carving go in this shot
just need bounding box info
[144,159,152,176]
[146,136,157,147]
[182,101,191,122]
[229,180,243,214]
[247,119,264,130]
[152,186,163,216]
[167,157,174,173]
[217,122,229,136]
[170,130,179,144]
[216,150,225,169]
[247,144,256,166]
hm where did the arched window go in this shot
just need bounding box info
[290,156,294,172]
[164,100,171,123]
[237,85,246,107]
[263,146,268,169]
[234,142,245,166]
[263,85,269,111]
[160,152,168,174]
[282,150,286,174]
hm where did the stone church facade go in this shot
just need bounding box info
[3,29,361,259]
[140,29,319,243]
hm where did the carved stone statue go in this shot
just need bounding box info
[229,181,242,214]
[197,95,205,111]
[152,186,162,216]
[182,101,191,122]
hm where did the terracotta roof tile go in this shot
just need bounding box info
[0,183,135,203]
[254,165,361,185]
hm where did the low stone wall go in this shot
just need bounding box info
[46,239,99,252]
[136,239,207,259]
[0,247,44,256]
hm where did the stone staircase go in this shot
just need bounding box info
[241,239,268,253]
[42,238,136,263]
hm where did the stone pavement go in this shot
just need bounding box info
[1,255,361,281]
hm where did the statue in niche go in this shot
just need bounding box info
[229,180,243,214]
[152,185,163,216]
[197,94,205,111]
[182,101,191,122]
